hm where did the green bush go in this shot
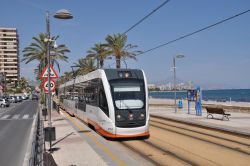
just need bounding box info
[15,88,22,93]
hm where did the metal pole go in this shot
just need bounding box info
[46,11,52,150]
[173,57,177,113]
[97,57,100,69]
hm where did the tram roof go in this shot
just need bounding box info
[59,68,144,89]
[60,69,102,88]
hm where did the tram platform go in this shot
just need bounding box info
[149,106,250,136]
[43,110,107,166]
[43,108,151,166]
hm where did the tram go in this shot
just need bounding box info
[59,69,150,139]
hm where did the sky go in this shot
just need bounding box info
[0,0,250,89]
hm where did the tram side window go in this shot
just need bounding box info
[84,79,99,106]
[84,87,98,106]
[77,87,85,111]
[99,89,109,117]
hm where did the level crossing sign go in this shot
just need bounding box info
[40,64,59,79]
[42,79,56,93]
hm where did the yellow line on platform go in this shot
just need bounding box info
[64,113,126,166]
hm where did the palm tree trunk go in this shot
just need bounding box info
[116,57,121,69]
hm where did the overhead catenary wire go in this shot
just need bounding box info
[123,0,171,34]
[138,9,250,56]
[108,9,250,68]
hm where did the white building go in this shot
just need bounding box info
[0,28,20,87]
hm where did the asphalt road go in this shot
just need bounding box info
[0,100,38,166]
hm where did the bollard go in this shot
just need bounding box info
[42,108,48,121]
[56,104,60,113]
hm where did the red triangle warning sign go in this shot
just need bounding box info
[40,64,59,79]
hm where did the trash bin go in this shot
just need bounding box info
[44,127,56,142]
[178,100,183,109]
[56,104,60,112]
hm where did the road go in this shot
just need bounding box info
[0,100,38,166]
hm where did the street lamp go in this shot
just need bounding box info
[45,9,73,150]
[173,54,185,113]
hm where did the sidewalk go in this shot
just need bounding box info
[149,106,250,136]
[43,110,107,166]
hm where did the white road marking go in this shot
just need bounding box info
[1,115,10,119]
[12,114,20,119]
[23,114,29,119]
[33,114,36,119]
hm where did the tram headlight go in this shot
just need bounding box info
[125,72,130,78]
[138,113,145,120]
[117,114,121,119]
[116,114,126,121]
[118,71,131,78]
[118,72,123,78]
[117,114,124,121]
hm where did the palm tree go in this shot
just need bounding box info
[22,33,70,80]
[63,71,73,81]
[87,43,111,68]
[18,77,28,91]
[105,33,141,69]
[74,57,96,75]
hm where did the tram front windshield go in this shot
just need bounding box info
[111,82,145,110]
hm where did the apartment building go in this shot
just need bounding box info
[0,28,20,87]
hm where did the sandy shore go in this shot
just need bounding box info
[149,98,250,113]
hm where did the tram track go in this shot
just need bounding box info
[120,139,195,166]
[120,116,250,166]
[150,119,250,155]
[150,118,250,147]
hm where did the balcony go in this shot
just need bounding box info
[0,53,18,56]
[4,70,18,74]
[0,36,17,39]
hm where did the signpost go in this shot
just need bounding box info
[195,86,202,116]
[42,79,56,93]
[187,89,197,114]
[40,64,58,93]
[40,64,59,79]
[187,87,202,116]
[40,63,58,151]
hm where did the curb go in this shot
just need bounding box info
[22,104,40,166]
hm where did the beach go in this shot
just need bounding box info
[149,98,250,113]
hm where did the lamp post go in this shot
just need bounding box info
[173,54,185,113]
[45,9,73,150]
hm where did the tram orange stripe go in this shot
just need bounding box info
[59,103,149,138]
[88,119,150,138]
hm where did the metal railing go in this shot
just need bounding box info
[28,109,44,166]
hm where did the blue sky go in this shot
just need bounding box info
[1,0,250,89]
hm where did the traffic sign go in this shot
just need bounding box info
[40,64,59,79]
[42,79,56,93]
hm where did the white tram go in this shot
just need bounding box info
[59,69,150,139]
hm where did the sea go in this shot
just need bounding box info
[149,89,250,102]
